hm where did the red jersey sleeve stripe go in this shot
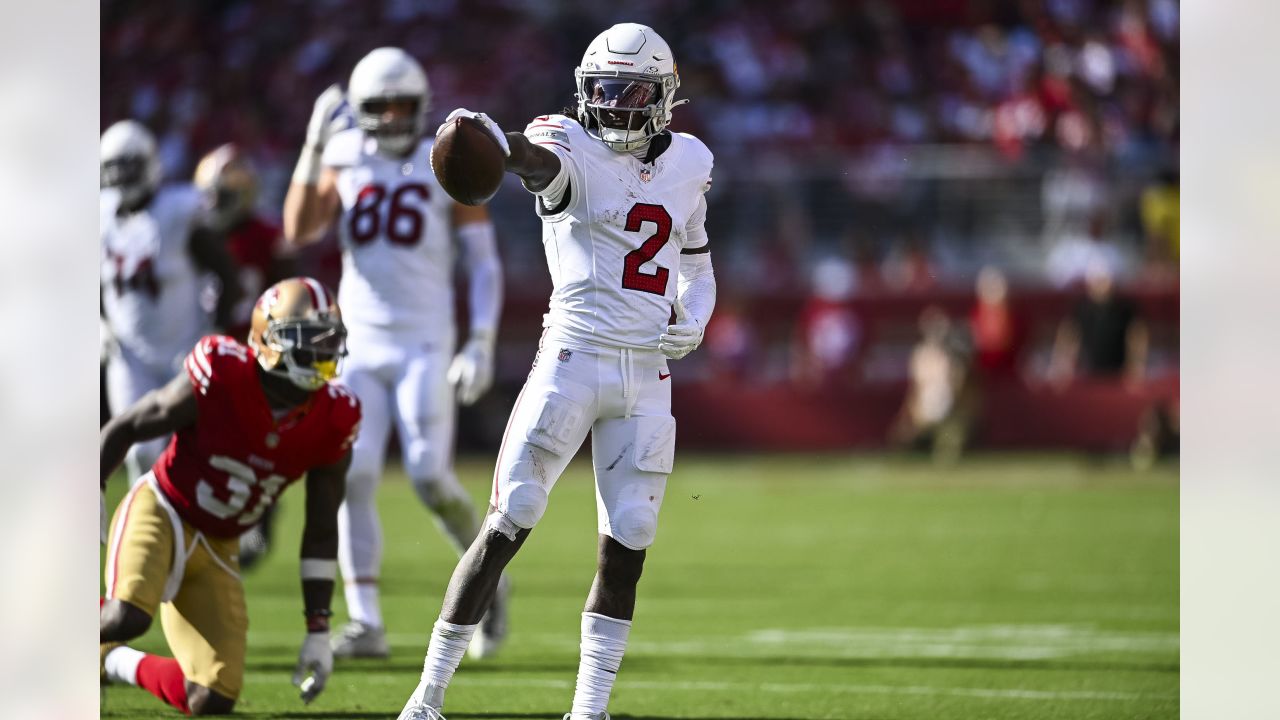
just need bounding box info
[527,123,567,130]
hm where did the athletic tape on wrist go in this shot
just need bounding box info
[292,149,324,185]
[300,558,337,580]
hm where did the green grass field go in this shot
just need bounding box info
[101,454,1178,719]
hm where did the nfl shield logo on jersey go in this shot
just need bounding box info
[558,348,572,362]
[639,167,652,183]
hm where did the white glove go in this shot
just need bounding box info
[659,299,704,360]
[448,333,495,406]
[440,108,510,157]
[305,84,352,151]
[100,490,108,545]
[294,85,351,185]
[292,632,333,704]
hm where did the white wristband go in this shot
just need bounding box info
[292,148,324,185]
[300,558,337,580]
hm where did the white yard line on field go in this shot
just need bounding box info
[444,676,1175,702]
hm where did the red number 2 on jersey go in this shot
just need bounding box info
[348,182,431,246]
[621,203,672,295]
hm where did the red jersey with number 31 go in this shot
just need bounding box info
[152,335,361,538]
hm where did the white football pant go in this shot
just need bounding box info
[491,331,675,551]
[337,328,477,590]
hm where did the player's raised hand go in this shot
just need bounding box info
[659,298,704,360]
[439,109,510,157]
[304,84,352,152]
[448,331,496,406]
[292,631,333,704]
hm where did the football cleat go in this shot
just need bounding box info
[398,698,446,720]
[467,574,511,660]
[330,620,390,659]
[249,277,348,391]
[564,713,610,720]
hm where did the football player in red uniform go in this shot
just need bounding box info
[99,277,360,715]
[195,143,298,568]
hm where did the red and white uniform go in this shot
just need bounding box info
[485,116,713,551]
[153,335,361,538]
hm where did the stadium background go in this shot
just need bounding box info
[100,1,1179,718]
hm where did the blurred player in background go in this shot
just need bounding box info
[400,23,716,720]
[101,120,244,481]
[283,47,506,659]
[194,143,297,568]
[100,278,359,714]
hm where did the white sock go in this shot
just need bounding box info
[411,618,478,708]
[103,646,145,686]
[345,582,383,628]
[570,612,632,717]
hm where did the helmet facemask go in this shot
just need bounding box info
[261,320,348,391]
[357,96,423,156]
[102,155,154,207]
[577,72,678,152]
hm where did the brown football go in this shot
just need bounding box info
[431,115,507,206]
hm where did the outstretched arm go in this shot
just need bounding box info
[438,110,563,193]
[293,449,350,704]
[100,372,196,488]
[503,132,563,193]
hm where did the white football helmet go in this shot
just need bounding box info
[575,23,686,152]
[101,120,162,207]
[348,47,431,156]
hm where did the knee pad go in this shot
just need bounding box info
[601,416,674,550]
[607,490,661,550]
[411,471,467,510]
[501,462,551,530]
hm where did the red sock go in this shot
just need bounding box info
[135,655,190,715]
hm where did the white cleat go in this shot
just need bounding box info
[563,714,610,720]
[467,574,511,660]
[398,701,446,720]
[330,620,390,659]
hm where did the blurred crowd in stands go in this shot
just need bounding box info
[103,0,1179,284]
[102,0,1179,456]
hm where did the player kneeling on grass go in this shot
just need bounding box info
[399,23,715,720]
[100,278,361,714]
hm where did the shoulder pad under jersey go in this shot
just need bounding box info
[184,335,253,397]
[321,128,368,169]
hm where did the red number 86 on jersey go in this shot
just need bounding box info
[348,182,431,246]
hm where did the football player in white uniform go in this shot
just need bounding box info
[283,48,507,660]
[399,24,716,720]
[101,120,244,481]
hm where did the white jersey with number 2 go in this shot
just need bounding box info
[322,128,456,340]
[522,114,713,350]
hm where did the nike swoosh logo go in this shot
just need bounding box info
[658,372,671,381]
